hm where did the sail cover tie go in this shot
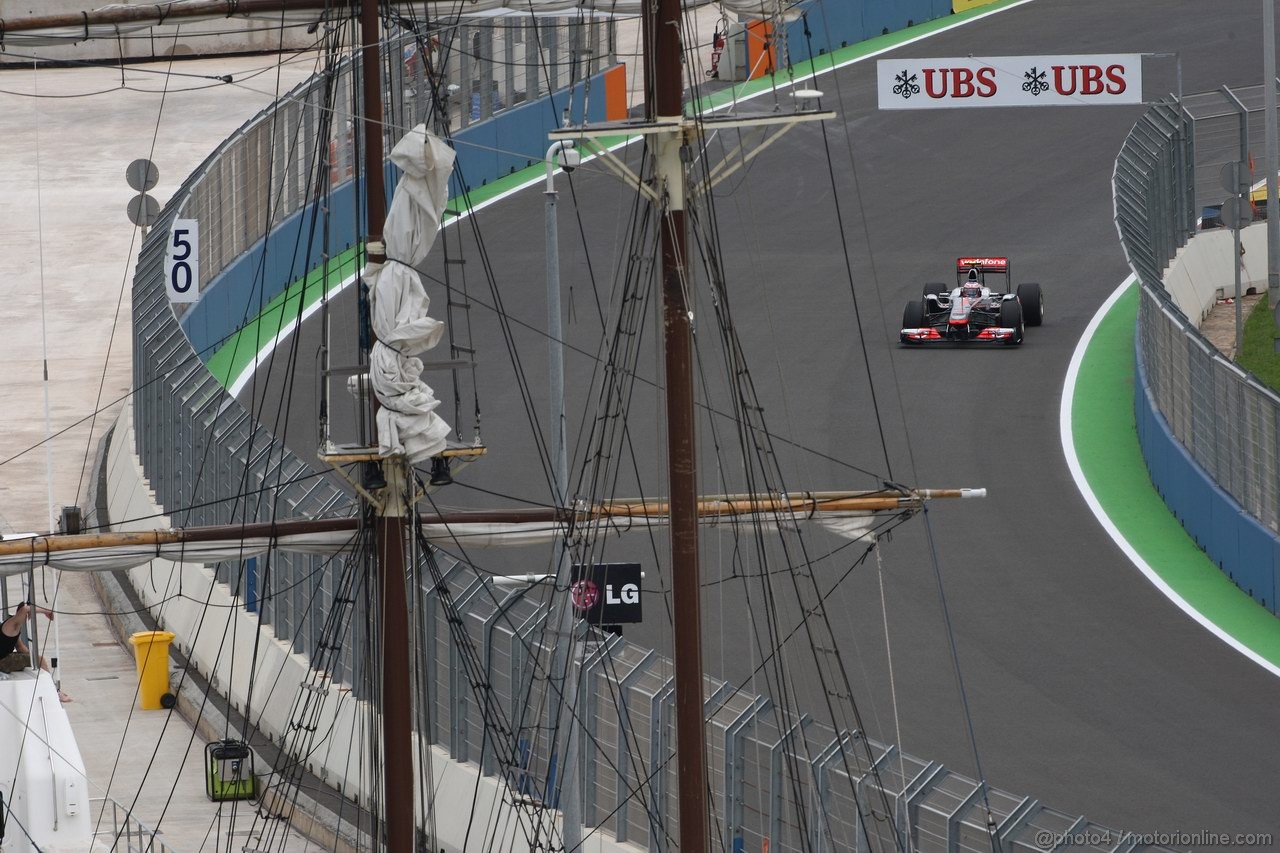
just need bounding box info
[365,125,455,462]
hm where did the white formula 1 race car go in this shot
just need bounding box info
[900,257,1044,345]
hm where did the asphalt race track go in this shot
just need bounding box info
[236,1,1280,841]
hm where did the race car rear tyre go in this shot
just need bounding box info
[923,282,947,301]
[1000,299,1024,345]
[902,300,925,342]
[1017,282,1043,326]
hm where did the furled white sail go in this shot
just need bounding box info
[0,532,359,575]
[0,510,879,575]
[365,125,455,462]
[1,1,799,46]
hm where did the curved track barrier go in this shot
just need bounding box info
[122,10,1174,852]
[1117,92,1280,614]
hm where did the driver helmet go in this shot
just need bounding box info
[962,283,982,299]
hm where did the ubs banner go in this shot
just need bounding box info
[877,54,1143,109]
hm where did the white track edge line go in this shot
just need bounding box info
[1060,274,1280,678]
[229,2,1038,396]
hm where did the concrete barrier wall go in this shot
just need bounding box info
[1134,217,1280,616]
[784,0,952,66]
[1135,343,1279,613]
[180,67,622,362]
[0,1,315,63]
[105,402,640,853]
[1161,221,1271,324]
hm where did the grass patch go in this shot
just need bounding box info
[1237,297,1280,391]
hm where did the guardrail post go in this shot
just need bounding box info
[853,741,899,851]
[945,781,986,853]
[721,695,769,852]
[897,761,944,848]
[504,24,517,113]
[548,20,561,92]
[809,731,853,853]
[480,586,531,776]
[612,648,654,843]
[447,576,488,761]
[506,603,548,793]
[577,633,623,823]
[995,796,1040,844]
[650,678,676,852]
[768,714,811,850]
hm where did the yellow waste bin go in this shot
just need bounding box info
[129,630,176,710]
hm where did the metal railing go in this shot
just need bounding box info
[1113,96,1196,293]
[133,17,609,679]
[420,558,1168,852]
[1118,89,1280,534]
[179,18,616,301]
[128,19,1173,853]
[90,797,180,853]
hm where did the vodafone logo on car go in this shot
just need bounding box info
[878,55,1143,109]
[957,257,1007,269]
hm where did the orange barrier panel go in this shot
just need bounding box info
[746,21,775,80]
[605,64,628,121]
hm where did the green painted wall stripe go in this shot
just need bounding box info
[1070,282,1280,668]
[691,0,1035,114]
[207,245,364,387]
[208,0,1037,388]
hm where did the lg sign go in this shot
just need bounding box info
[570,563,643,625]
[878,54,1142,109]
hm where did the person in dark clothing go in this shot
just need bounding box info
[0,603,69,701]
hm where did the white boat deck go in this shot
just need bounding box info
[0,18,720,849]
[1,573,314,851]
[0,55,322,851]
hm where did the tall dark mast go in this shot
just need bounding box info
[647,0,710,847]
[355,1,414,849]
[3,8,865,852]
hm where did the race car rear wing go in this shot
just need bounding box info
[956,257,1009,273]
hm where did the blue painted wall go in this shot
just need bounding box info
[1135,341,1279,614]
[185,0,956,356]
[784,0,953,66]
[449,81,609,197]
[182,69,615,359]
[182,176,363,360]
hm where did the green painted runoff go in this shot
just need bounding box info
[1072,283,1280,666]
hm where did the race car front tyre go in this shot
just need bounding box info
[902,300,925,343]
[1017,282,1043,326]
[1000,299,1024,345]
[923,282,947,301]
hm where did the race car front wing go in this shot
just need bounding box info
[900,326,1019,343]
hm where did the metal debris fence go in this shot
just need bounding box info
[134,17,612,675]
[1118,88,1280,535]
[428,564,1164,853]
[128,22,1172,853]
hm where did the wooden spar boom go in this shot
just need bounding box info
[0,0,764,37]
[0,489,983,557]
[596,489,983,517]
[0,0,333,33]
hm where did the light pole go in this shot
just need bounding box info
[1265,1,1279,324]
[545,139,580,499]
[543,139,583,851]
